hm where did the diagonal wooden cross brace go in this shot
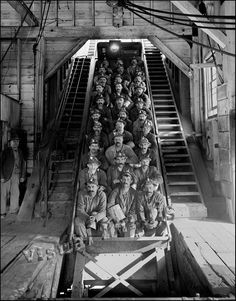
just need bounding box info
[85,250,158,298]
[82,250,143,296]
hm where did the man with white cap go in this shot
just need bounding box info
[0,132,26,218]
[107,170,137,237]
[75,178,108,244]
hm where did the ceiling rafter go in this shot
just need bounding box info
[7,0,39,26]
[0,25,192,39]
[171,1,227,48]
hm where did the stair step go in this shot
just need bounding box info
[52,169,73,174]
[157,124,180,127]
[165,163,191,166]
[155,105,175,108]
[164,154,190,157]
[159,131,182,135]
[160,138,184,141]
[168,181,197,185]
[170,192,200,196]
[162,146,186,149]
[167,172,194,175]
[157,117,178,120]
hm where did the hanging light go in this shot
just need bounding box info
[106,0,119,7]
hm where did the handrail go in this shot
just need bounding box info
[141,40,172,242]
[69,54,97,242]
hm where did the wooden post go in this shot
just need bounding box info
[17,38,21,103]
[35,37,45,141]
[71,253,86,298]
[190,36,201,134]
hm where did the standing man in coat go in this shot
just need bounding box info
[1,133,26,218]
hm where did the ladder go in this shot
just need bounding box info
[143,39,207,218]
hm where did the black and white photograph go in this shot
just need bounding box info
[0,0,235,300]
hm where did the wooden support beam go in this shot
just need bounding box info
[148,36,191,78]
[7,0,39,26]
[71,253,86,298]
[190,63,215,69]
[0,25,192,39]
[35,37,45,136]
[17,38,21,103]
[45,38,88,79]
[171,1,226,48]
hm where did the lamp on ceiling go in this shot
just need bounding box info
[106,0,119,7]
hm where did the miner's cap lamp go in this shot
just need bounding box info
[109,40,121,54]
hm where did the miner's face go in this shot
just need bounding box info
[114,136,123,147]
[87,183,98,195]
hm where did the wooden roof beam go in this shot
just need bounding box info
[0,25,192,39]
[148,36,192,78]
[7,0,39,26]
[171,1,227,48]
[45,38,88,79]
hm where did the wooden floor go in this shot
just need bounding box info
[172,218,235,297]
[1,214,235,299]
[1,215,69,300]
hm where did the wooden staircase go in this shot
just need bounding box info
[47,57,91,218]
[143,39,207,218]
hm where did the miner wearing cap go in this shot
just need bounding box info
[87,121,109,151]
[127,57,143,81]
[129,98,152,123]
[108,119,134,149]
[117,108,133,133]
[129,75,146,97]
[107,151,136,191]
[79,157,108,193]
[105,133,138,166]
[132,86,151,109]
[92,97,113,133]
[136,177,166,237]
[107,170,137,237]
[91,83,110,106]
[132,109,149,138]
[135,136,159,167]
[86,108,102,135]
[81,139,109,171]
[134,119,158,151]
[1,132,26,218]
[75,178,108,244]
[133,154,160,191]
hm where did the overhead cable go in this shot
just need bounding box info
[124,5,235,58]
[126,0,236,19]
[129,6,235,30]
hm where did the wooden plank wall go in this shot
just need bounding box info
[1,0,183,28]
